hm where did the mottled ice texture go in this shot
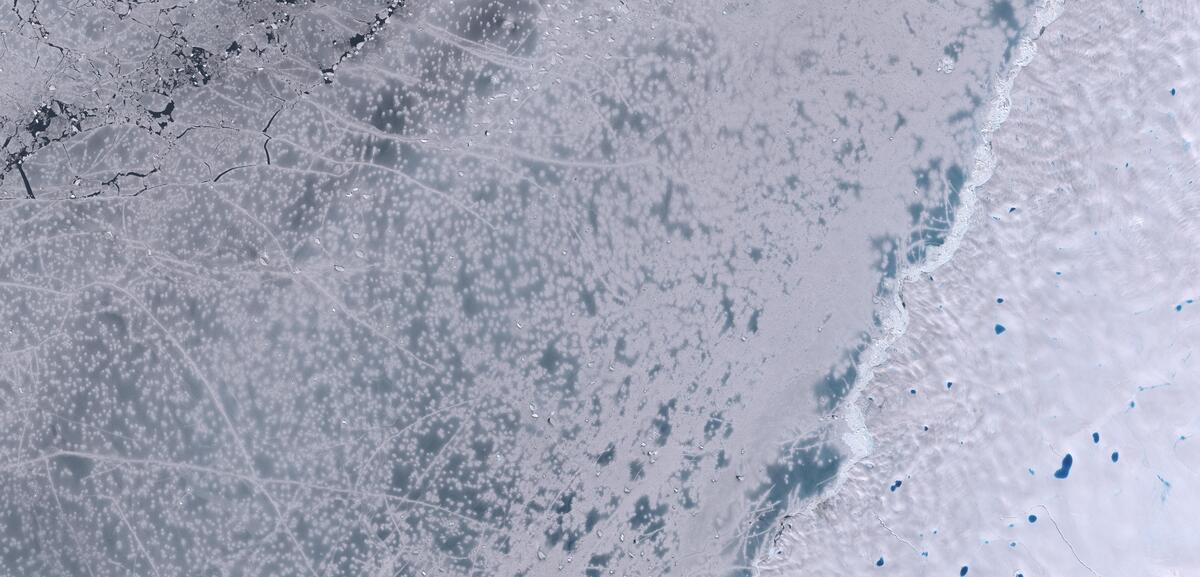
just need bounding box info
[767,0,1200,574]
[0,0,1041,576]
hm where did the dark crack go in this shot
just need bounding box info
[321,0,404,84]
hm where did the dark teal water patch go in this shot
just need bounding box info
[629,495,670,558]
[988,0,1026,63]
[652,398,677,445]
[1054,454,1073,479]
[911,158,943,193]
[597,443,616,466]
[586,553,612,577]
[731,438,841,575]
[630,495,668,534]
[989,0,1020,30]
[704,412,726,440]
[629,459,645,481]
[720,292,736,331]
[585,508,603,532]
[814,337,869,411]
[748,308,761,333]
[905,163,962,264]
[872,235,901,296]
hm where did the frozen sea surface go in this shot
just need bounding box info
[769,0,1200,575]
[0,0,1066,576]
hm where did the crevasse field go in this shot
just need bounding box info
[0,0,1196,576]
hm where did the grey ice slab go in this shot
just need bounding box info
[1,0,1032,575]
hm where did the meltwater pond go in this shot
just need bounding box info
[0,0,1034,575]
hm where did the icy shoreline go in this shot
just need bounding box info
[762,0,1068,567]
[765,0,1200,573]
